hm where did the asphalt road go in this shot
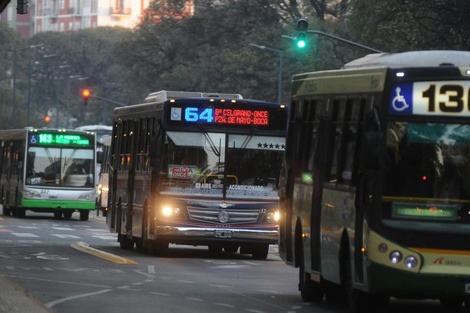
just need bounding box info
[0,211,464,313]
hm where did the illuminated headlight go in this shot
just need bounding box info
[404,256,418,269]
[264,210,280,223]
[79,191,96,200]
[22,190,41,198]
[389,250,403,264]
[161,205,181,217]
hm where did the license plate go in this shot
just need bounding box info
[214,230,233,238]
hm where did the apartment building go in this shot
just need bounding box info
[0,0,194,39]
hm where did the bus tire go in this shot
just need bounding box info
[252,244,269,260]
[16,207,25,218]
[64,211,73,219]
[224,244,239,254]
[119,234,134,250]
[208,244,223,254]
[2,206,11,216]
[54,211,62,219]
[80,210,89,221]
[149,241,168,256]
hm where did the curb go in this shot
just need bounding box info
[70,241,137,264]
[0,274,51,313]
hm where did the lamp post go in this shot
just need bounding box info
[27,44,45,125]
[54,65,70,128]
[66,76,88,128]
[249,44,284,104]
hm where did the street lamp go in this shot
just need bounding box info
[249,43,284,104]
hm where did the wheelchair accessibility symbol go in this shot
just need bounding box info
[392,87,409,111]
[389,83,413,114]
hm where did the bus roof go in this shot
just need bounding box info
[344,50,470,69]
[74,125,113,132]
[144,90,243,103]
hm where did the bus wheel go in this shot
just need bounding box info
[63,211,73,219]
[16,207,26,218]
[119,234,134,250]
[252,244,269,260]
[149,241,169,256]
[2,206,11,216]
[224,244,239,254]
[54,211,62,219]
[208,244,223,254]
[80,210,89,221]
[299,244,324,302]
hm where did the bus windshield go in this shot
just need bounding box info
[26,147,95,187]
[383,121,470,224]
[160,131,284,199]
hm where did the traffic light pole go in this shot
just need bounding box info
[89,94,126,106]
[283,31,383,54]
[306,30,383,53]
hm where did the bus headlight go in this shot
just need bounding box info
[161,205,182,218]
[22,190,41,198]
[389,250,402,264]
[265,210,280,223]
[404,256,418,269]
[79,191,96,200]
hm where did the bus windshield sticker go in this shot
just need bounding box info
[389,81,470,116]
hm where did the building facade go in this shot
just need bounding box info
[0,0,196,39]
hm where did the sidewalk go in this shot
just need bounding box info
[0,274,51,313]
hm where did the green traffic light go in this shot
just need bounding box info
[297,40,306,48]
[296,32,307,49]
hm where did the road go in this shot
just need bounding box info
[0,211,464,313]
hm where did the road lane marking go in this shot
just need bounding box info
[11,233,39,237]
[52,234,81,239]
[46,289,112,308]
[70,242,137,265]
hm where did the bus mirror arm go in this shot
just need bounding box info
[363,132,382,169]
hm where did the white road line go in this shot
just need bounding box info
[214,303,235,308]
[186,297,203,302]
[149,291,171,296]
[11,233,39,238]
[52,234,81,239]
[46,289,112,308]
[51,227,74,231]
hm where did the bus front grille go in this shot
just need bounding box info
[187,207,260,224]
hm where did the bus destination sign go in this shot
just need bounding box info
[29,133,91,146]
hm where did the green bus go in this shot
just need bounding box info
[0,128,97,220]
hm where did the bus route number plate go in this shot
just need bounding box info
[215,230,233,238]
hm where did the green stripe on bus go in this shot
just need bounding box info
[22,199,95,210]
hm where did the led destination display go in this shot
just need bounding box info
[165,101,286,131]
[29,133,92,147]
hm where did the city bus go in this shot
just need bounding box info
[106,90,287,259]
[279,50,470,311]
[0,128,97,220]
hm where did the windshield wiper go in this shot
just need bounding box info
[197,123,220,157]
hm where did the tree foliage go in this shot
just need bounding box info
[2,0,470,129]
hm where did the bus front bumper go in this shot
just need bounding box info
[154,226,278,244]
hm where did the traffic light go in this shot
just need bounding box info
[295,17,309,49]
[44,115,51,123]
[17,0,28,14]
[81,88,91,105]
[296,33,307,49]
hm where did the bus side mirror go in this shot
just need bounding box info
[363,132,382,169]
[97,151,103,164]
